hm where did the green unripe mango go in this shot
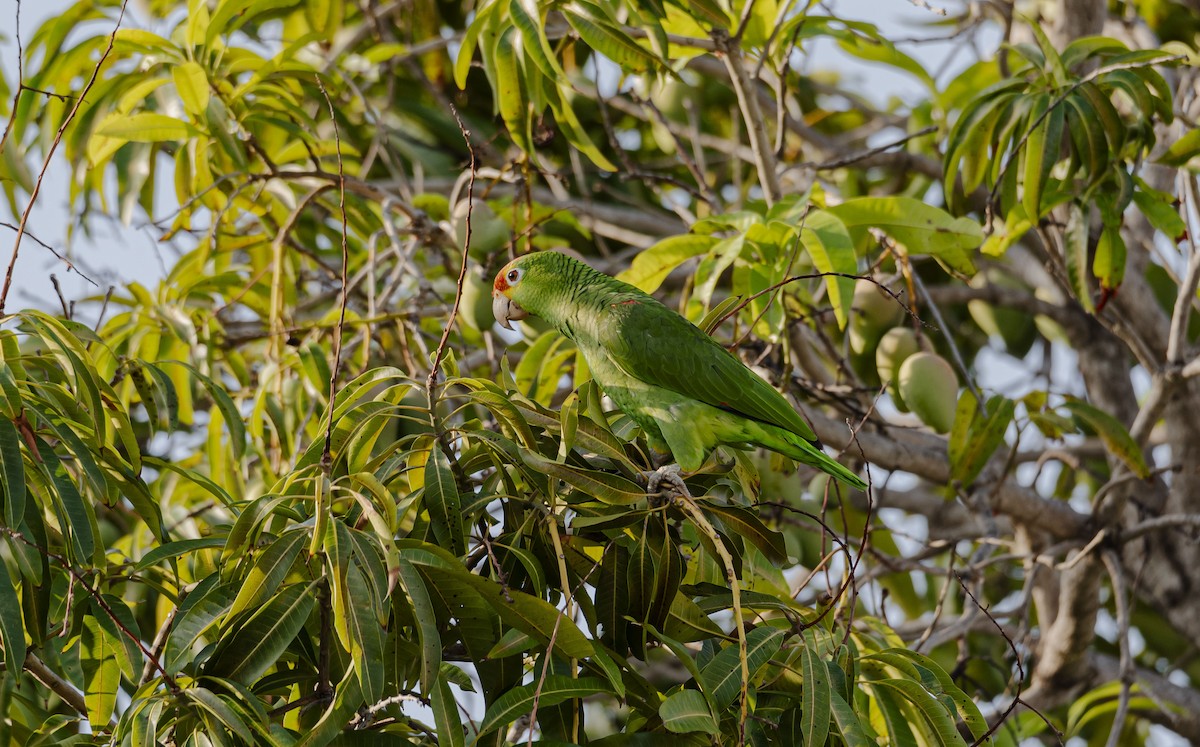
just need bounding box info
[457,267,495,331]
[876,327,920,412]
[849,278,904,355]
[898,352,958,433]
[452,199,512,260]
[412,192,450,222]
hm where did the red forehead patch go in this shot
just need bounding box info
[494,260,518,294]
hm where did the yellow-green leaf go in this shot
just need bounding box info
[96,113,196,142]
[173,62,210,118]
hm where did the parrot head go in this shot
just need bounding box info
[491,255,534,330]
[492,251,597,330]
[489,252,559,331]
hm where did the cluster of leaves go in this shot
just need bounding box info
[0,0,1194,744]
[944,29,1182,303]
[0,306,1001,745]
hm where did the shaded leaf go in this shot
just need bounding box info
[660,689,719,735]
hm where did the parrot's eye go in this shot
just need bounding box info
[506,268,522,284]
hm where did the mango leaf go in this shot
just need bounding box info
[132,537,226,573]
[1063,201,1093,312]
[114,28,180,57]
[801,630,832,747]
[92,595,142,680]
[205,581,318,684]
[95,113,197,142]
[660,689,719,735]
[1021,94,1061,221]
[493,28,533,154]
[546,84,618,172]
[173,62,210,118]
[455,570,595,660]
[0,417,25,528]
[183,688,255,743]
[882,649,990,740]
[981,206,1034,258]
[0,558,24,679]
[431,672,466,747]
[164,578,237,674]
[403,541,594,659]
[1093,224,1126,291]
[344,560,385,702]
[38,437,96,563]
[949,394,1014,486]
[424,444,464,555]
[80,615,121,729]
[872,678,968,746]
[698,626,785,710]
[1158,127,1200,167]
[227,530,306,620]
[618,234,719,293]
[829,690,874,747]
[396,559,441,691]
[1061,399,1149,478]
[827,197,982,275]
[507,0,566,81]
[703,503,786,565]
[520,448,645,505]
[174,362,247,460]
[1131,182,1186,241]
[565,3,661,73]
[698,295,744,334]
[479,676,615,736]
[837,33,934,90]
[800,210,857,329]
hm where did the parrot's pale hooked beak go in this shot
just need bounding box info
[492,294,528,330]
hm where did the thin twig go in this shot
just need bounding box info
[795,126,938,172]
[426,104,474,395]
[0,222,98,287]
[1101,550,1133,747]
[715,271,911,332]
[907,0,948,15]
[910,269,983,403]
[679,496,751,743]
[0,0,131,314]
[526,607,564,747]
[0,0,25,155]
[315,76,351,470]
[3,527,179,692]
[49,274,70,318]
[1168,173,1200,364]
[956,572,1030,747]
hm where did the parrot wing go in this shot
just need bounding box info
[596,298,819,444]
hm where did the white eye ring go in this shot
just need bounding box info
[506,268,522,284]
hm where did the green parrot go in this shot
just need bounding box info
[491,251,868,491]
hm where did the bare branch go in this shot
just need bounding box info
[0,0,131,314]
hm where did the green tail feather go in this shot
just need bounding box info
[759,424,868,491]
